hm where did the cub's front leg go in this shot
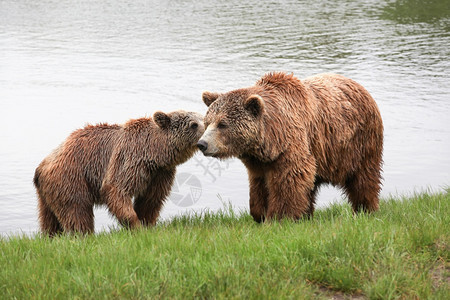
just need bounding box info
[134,168,176,226]
[101,182,142,229]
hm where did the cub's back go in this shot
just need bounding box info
[34,123,121,193]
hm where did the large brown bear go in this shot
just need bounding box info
[34,111,204,235]
[197,72,383,222]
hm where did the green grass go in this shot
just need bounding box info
[1,191,449,299]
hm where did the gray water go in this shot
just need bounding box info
[1,0,449,236]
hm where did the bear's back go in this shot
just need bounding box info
[36,123,122,194]
[61,123,121,165]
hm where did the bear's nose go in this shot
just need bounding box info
[197,140,208,152]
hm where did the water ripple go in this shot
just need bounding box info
[1,0,449,235]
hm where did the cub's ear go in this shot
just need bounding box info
[244,95,264,117]
[153,111,171,129]
[202,91,220,107]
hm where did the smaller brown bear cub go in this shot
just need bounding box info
[34,111,204,236]
[198,73,383,222]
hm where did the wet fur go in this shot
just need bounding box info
[202,73,383,221]
[34,111,203,236]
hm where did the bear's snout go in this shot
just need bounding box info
[197,140,208,152]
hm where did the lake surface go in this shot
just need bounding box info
[1,0,449,236]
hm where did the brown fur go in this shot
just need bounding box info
[199,73,383,222]
[34,111,204,235]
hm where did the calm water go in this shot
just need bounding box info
[1,0,449,236]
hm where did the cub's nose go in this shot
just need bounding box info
[197,140,208,152]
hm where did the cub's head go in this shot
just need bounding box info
[197,89,265,159]
[153,110,205,162]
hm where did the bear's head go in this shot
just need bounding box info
[197,89,266,159]
[153,110,205,164]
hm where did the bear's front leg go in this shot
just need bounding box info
[248,174,268,223]
[265,154,316,221]
[134,169,175,226]
[101,183,141,229]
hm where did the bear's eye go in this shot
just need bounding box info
[190,122,198,130]
[217,121,227,129]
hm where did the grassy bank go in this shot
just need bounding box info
[1,191,449,299]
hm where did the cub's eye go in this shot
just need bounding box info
[217,121,227,129]
[190,122,198,130]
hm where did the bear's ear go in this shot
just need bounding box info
[153,111,171,129]
[202,91,220,107]
[244,95,264,117]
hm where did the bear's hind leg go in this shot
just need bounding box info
[38,195,63,237]
[344,170,381,213]
[57,201,95,234]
